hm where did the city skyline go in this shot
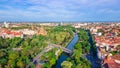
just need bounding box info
[0,0,120,22]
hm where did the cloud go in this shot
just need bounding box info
[0,0,120,21]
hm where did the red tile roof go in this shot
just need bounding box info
[35,63,42,68]
[0,29,22,36]
[103,55,120,68]
[113,54,120,60]
[95,36,120,46]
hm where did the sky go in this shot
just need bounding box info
[0,0,120,22]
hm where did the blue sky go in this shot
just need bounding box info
[0,0,120,22]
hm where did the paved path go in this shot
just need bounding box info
[27,43,72,68]
[27,45,53,68]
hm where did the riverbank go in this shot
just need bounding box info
[62,33,74,47]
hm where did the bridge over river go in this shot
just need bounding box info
[49,43,72,54]
[27,43,72,68]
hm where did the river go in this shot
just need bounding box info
[86,30,101,68]
[55,30,101,68]
[55,34,78,68]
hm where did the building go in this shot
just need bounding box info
[37,27,47,36]
[0,29,23,38]
[103,54,120,68]
[4,21,9,28]
[19,29,36,36]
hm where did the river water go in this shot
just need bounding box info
[86,30,101,68]
[55,34,78,68]
[55,30,101,68]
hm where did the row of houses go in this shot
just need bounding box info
[90,23,120,68]
[0,28,23,38]
[0,27,47,38]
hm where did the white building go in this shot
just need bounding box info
[19,29,36,35]
[4,22,9,28]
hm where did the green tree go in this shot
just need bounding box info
[76,64,82,68]
[73,49,82,60]
[42,63,50,68]
[0,51,6,58]
[61,61,73,68]
[17,60,24,68]
[74,43,82,49]
[49,58,56,67]
[0,58,7,65]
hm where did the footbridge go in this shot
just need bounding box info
[49,43,72,54]
[27,43,72,68]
